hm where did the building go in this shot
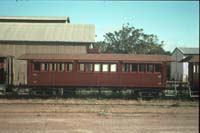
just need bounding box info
[170,47,199,81]
[0,16,95,86]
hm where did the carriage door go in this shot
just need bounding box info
[0,57,6,84]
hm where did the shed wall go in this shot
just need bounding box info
[0,43,87,85]
[170,49,184,81]
[170,49,189,81]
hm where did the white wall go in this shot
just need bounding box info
[170,48,188,81]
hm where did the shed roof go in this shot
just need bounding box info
[0,23,95,43]
[173,47,199,55]
[180,55,199,63]
[18,53,175,62]
[0,16,70,23]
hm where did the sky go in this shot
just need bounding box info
[0,0,199,52]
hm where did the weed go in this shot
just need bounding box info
[98,109,108,117]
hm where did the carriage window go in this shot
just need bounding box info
[86,63,93,72]
[79,63,85,72]
[122,64,129,72]
[94,64,101,72]
[41,63,48,71]
[193,64,196,73]
[147,64,154,73]
[58,63,65,71]
[155,64,161,72]
[67,63,73,72]
[34,63,40,71]
[50,63,57,71]
[102,64,109,72]
[139,64,146,72]
[130,64,137,72]
[110,64,117,72]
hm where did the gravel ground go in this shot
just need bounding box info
[0,99,199,133]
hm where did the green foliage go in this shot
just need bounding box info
[96,23,170,55]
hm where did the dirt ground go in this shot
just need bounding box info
[0,99,199,133]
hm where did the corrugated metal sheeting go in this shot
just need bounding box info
[0,23,95,43]
[0,16,69,22]
[180,55,199,63]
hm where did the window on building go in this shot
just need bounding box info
[139,64,146,72]
[147,64,154,73]
[49,63,57,71]
[122,64,129,72]
[94,64,101,72]
[102,64,109,72]
[41,63,48,71]
[58,63,65,71]
[110,64,117,72]
[130,64,137,72]
[196,64,199,73]
[79,63,85,72]
[155,64,161,72]
[33,63,40,71]
[85,63,93,72]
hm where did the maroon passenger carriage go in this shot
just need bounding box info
[19,53,175,96]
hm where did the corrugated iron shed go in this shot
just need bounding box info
[0,23,95,43]
[18,53,175,62]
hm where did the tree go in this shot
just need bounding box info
[96,23,170,55]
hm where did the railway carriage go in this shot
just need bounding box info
[18,53,174,95]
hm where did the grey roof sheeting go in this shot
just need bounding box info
[180,55,199,62]
[177,47,199,55]
[0,16,70,23]
[0,23,95,43]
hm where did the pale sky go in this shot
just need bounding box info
[0,0,199,52]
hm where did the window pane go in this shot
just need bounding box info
[94,64,101,72]
[79,63,84,71]
[50,63,56,71]
[122,64,129,72]
[155,64,161,72]
[193,65,196,73]
[147,64,154,73]
[139,64,146,72]
[41,63,48,71]
[58,63,64,71]
[197,64,199,73]
[86,63,93,72]
[102,64,109,72]
[130,64,137,72]
[68,63,73,71]
[34,63,40,71]
[110,64,117,72]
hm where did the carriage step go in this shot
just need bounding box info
[189,91,199,98]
